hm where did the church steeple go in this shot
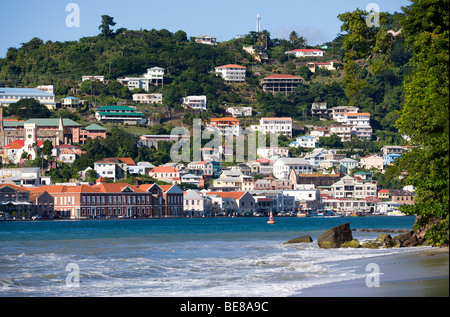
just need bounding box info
[58,117,64,145]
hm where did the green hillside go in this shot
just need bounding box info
[0,13,410,144]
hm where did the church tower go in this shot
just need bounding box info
[23,122,38,160]
[57,117,64,145]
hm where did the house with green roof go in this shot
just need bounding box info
[95,106,147,125]
[79,124,107,144]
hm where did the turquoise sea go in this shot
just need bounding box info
[0,216,427,297]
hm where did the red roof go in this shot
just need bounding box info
[4,140,44,149]
[264,74,303,79]
[345,112,370,116]
[210,117,240,122]
[206,191,247,200]
[216,64,246,69]
[150,166,179,173]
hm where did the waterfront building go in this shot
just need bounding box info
[206,191,256,216]
[330,175,377,200]
[183,190,213,217]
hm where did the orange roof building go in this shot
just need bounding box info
[215,64,246,83]
[29,181,184,220]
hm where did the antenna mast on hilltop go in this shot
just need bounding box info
[256,14,261,33]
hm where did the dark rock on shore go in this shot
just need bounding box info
[317,223,353,248]
[317,222,431,249]
[284,235,313,244]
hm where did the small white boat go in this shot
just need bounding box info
[387,210,406,216]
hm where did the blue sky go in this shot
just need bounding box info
[0,0,410,58]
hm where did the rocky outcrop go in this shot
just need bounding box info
[317,223,353,248]
[284,235,313,244]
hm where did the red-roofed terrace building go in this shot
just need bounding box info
[215,64,246,83]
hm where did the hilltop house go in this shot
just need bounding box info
[285,49,325,58]
[117,67,165,90]
[181,95,207,111]
[215,64,246,83]
[260,74,303,95]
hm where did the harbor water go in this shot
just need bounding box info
[0,216,426,297]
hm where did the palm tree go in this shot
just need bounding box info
[289,31,299,46]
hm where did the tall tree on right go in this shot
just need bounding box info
[389,0,449,245]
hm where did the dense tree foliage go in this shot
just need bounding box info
[389,0,449,246]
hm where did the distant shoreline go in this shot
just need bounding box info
[296,246,449,297]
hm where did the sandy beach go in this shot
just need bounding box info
[298,247,449,297]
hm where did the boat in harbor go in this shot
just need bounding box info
[387,210,406,216]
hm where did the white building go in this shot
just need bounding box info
[133,93,162,104]
[290,135,318,149]
[273,158,313,179]
[207,117,241,136]
[82,76,105,82]
[331,106,359,122]
[329,124,353,142]
[0,88,56,110]
[226,107,252,117]
[285,49,325,58]
[118,67,165,91]
[194,35,217,46]
[331,175,378,200]
[61,96,80,107]
[181,95,207,111]
[36,85,55,94]
[344,112,372,140]
[252,117,293,137]
[215,64,246,83]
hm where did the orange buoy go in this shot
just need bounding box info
[267,212,275,224]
